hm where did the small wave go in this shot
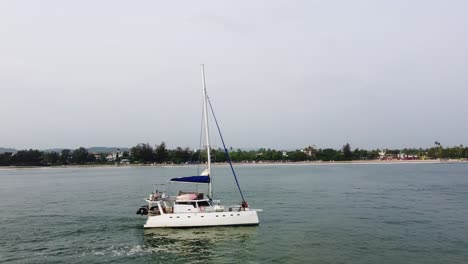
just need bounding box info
[384,219,432,226]
[105,244,172,257]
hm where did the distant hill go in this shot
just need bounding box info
[0,147,16,154]
[43,148,64,153]
[44,147,129,153]
[87,147,129,153]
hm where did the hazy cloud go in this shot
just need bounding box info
[1,0,467,150]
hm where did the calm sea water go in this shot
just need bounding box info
[1,163,467,263]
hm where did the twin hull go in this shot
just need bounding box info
[144,210,259,228]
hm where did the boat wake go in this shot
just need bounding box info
[79,226,258,260]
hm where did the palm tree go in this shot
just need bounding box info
[434,141,442,159]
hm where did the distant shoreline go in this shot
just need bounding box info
[1,159,467,170]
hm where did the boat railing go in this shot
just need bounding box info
[152,184,166,193]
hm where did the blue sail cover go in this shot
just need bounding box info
[170,176,210,183]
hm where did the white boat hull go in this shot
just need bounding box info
[144,210,259,228]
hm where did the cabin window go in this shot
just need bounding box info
[216,215,219,217]
[237,214,240,216]
[176,202,197,208]
[197,201,211,207]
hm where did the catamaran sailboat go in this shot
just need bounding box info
[136,65,261,228]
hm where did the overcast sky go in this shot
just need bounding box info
[1,1,467,150]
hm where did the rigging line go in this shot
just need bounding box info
[211,120,219,164]
[197,102,204,175]
[207,97,246,202]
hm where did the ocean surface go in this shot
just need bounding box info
[1,163,467,263]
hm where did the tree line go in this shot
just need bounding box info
[0,142,467,166]
[0,147,108,166]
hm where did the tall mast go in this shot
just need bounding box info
[201,64,212,197]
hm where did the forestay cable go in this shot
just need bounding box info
[207,97,246,204]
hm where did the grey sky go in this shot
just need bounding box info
[1,1,467,150]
